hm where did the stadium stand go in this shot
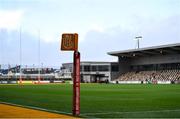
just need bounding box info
[117,69,180,82]
[108,43,180,84]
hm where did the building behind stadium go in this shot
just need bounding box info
[61,62,119,83]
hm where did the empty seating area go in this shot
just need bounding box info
[117,69,180,82]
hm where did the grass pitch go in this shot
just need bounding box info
[0,84,180,118]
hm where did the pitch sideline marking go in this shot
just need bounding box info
[81,109,180,116]
[1,101,180,117]
[0,101,72,115]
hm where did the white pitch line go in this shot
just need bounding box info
[0,101,72,115]
[82,109,180,116]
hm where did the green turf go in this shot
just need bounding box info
[0,84,180,118]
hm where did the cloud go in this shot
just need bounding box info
[0,28,62,66]
[89,24,104,33]
[79,15,180,61]
[0,15,179,66]
[79,27,133,62]
[0,10,24,30]
[138,15,180,47]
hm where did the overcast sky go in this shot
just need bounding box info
[0,0,180,67]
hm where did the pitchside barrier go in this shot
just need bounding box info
[0,80,65,84]
[18,81,33,84]
[33,81,50,84]
[110,80,172,84]
[112,81,142,84]
[0,80,17,84]
[158,81,171,84]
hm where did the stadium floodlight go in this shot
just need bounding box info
[135,36,142,49]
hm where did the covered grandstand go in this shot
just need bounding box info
[108,43,180,84]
